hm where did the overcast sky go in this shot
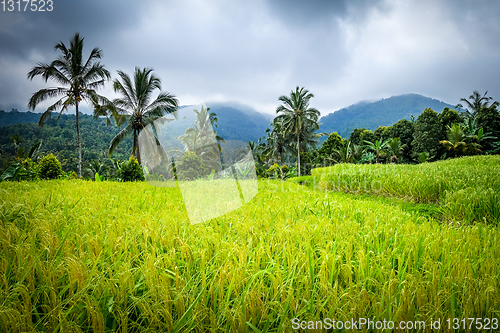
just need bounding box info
[1,0,499,117]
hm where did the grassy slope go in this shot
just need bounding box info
[313,155,500,224]
[1,178,499,332]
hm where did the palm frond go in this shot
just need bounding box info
[114,71,137,108]
[28,87,69,110]
[109,124,134,156]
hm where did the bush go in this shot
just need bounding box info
[119,156,145,182]
[20,158,39,180]
[266,163,297,180]
[38,154,63,180]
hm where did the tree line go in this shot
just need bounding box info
[250,90,500,178]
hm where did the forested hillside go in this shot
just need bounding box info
[0,104,270,174]
[0,113,133,173]
[319,94,455,138]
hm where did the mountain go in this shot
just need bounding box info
[319,94,456,138]
[0,103,272,142]
[205,103,271,142]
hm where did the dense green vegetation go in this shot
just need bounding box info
[0,113,132,175]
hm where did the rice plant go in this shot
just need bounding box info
[0,175,499,332]
[314,155,500,225]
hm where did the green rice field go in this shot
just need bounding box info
[1,156,500,332]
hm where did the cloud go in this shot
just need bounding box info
[0,0,499,116]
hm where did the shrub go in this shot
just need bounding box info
[266,163,296,180]
[119,156,145,182]
[20,158,39,180]
[38,154,63,180]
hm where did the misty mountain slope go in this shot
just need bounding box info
[205,105,270,142]
[0,103,272,143]
[319,94,455,138]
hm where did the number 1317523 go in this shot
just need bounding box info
[2,0,53,12]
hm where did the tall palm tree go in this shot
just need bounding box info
[275,87,320,177]
[107,67,178,164]
[178,106,224,155]
[457,90,499,119]
[27,32,111,177]
[176,106,225,170]
[263,120,290,164]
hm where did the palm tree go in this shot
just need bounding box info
[331,142,353,164]
[178,106,224,155]
[107,67,178,164]
[27,32,111,177]
[457,91,499,119]
[440,123,467,158]
[363,139,389,164]
[275,87,320,177]
[84,159,108,179]
[349,143,365,164]
[387,137,402,163]
[176,106,225,170]
[263,120,290,164]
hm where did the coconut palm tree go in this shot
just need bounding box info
[263,120,290,164]
[27,32,111,177]
[457,90,499,119]
[108,67,178,164]
[348,143,365,164]
[176,106,225,170]
[178,106,224,155]
[330,142,353,164]
[275,87,320,177]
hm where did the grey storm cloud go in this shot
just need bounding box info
[0,0,500,115]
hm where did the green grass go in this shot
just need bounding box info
[314,155,500,225]
[1,163,500,331]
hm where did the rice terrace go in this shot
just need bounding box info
[1,155,500,332]
[2,3,500,331]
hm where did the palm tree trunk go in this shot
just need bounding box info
[136,136,141,165]
[76,102,82,178]
[297,135,301,177]
[132,131,140,164]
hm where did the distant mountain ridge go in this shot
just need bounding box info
[0,103,272,143]
[1,95,457,144]
[319,94,456,138]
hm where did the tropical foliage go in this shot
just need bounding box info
[107,67,178,164]
[118,156,145,182]
[275,87,321,176]
[27,32,111,177]
[37,153,63,179]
